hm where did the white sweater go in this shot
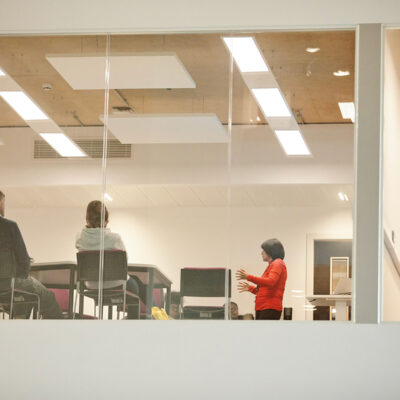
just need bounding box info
[75,227,127,289]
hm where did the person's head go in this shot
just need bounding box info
[170,291,181,319]
[0,190,5,217]
[261,238,285,263]
[86,200,109,228]
[230,302,239,320]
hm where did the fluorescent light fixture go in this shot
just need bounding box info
[292,295,305,298]
[333,70,350,77]
[256,116,261,122]
[344,194,349,201]
[223,37,268,72]
[252,88,291,118]
[0,91,48,120]
[275,130,311,156]
[306,47,320,53]
[0,68,5,76]
[104,193,113,202]
[338,102,355,123]
[40,133,86,157]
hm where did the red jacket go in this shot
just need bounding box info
[247,258,287,311]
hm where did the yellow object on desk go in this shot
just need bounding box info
[152,306,169,320]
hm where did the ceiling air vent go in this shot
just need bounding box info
[34,139,132,159]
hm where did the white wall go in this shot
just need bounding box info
[0,124,353,187]
[0,321,399,400]
[7,205,352,320]
[383,247,400,321]
[383,30,400,320]
[1,0,400,34]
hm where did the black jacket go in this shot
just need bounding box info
[0,216,30,278]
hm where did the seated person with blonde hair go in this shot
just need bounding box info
[75,200,143,319]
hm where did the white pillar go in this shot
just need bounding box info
[353,24,383,323]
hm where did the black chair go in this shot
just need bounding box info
[180,268,231,320]
[75,250,140,319]
[0,248,40,319]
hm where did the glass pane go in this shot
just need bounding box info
[228,31,355,321]
[382,28,400,322]
[0,34,107,319]
[102,34,231,320]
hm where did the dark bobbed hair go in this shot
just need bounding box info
[261,238,285,260]
[86,200,108,228]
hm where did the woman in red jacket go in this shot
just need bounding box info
[236,238,287,320]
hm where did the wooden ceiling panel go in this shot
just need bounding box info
[0,31,355,128]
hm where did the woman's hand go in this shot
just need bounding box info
[236,268,249,280]
[237,281,251,293]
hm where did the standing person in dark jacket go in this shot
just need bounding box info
[236,238,287,320]
[0,191,62,319]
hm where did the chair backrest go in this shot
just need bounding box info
[0,248,16,280]
[180,268,231,298]
[76,251,127,282]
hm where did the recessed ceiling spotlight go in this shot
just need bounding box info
[338,192,350,202]
[42,83,53,91]
[306,47,320,53]
[250,119,253,123]
[333,70,350,77]
[256,116,261,122]
[0,68,5,76]
[104,193,113,202]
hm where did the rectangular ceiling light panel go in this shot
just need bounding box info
[101,114,229,144]
[46,53,196,90]
[0,91,48,121]
[275,130,311,156]
[252,88,292,118]
[223,37,268,72]
[338,102,355,123]
[40,133,87,157]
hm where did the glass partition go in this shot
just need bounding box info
[0,34,107,319]
[382,28,400,322]
[103,34,232,320]
[0,30,355,322]
[228,31,355,321]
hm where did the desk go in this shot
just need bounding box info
[30,262,76,318]
[306,295,352,321]
[128,264,172,319]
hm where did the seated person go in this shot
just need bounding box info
[75,200,143,319]
[223,301,239,320]
[169,291,181,319]
[0,190,62,319]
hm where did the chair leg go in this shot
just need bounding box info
[108,306,113,320]
[123,282,127,319]
[9,278,15,319]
